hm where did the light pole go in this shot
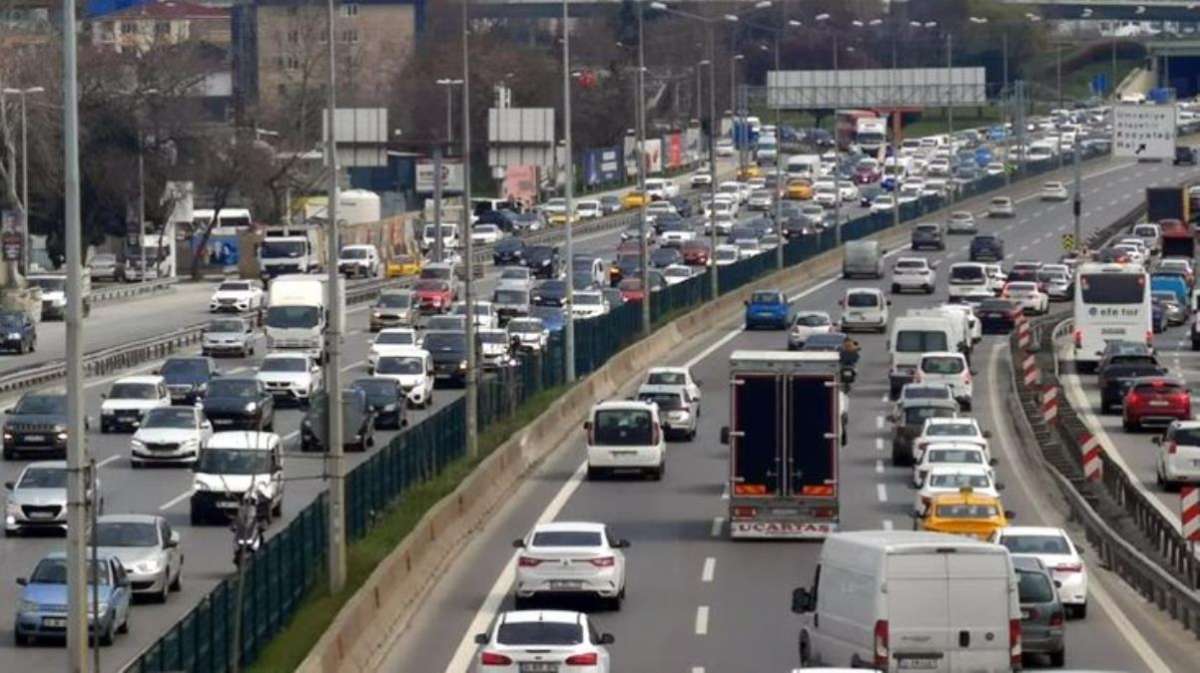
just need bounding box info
[561,0,576,382]
[730,52,745,177]
[462,0,478,457]
[636,0,649,333]
[3,86,42,276]
[436,78,463,145]
[694,61,705,121]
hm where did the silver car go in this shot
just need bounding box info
[636,383,698,440]
[201,317,256,358]
[5,461,100,536]
[1013,556,1066,667]
[93,514,183,602]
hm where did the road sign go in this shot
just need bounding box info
[1061,233,1076,252]
[1,232,21,261]
[1113,103,1177,159]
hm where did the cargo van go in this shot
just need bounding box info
[888,314,957,398]
[842,240,884,279]
[787,154,823,180]
[792,530,1021,672]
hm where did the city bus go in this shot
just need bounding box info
[1073,262,1152,370]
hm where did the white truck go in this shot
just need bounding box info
[258,225,325,279]
[786,154,822,180]
[856,117,887,156]
[264,274,327,355]
[124,228,177,281]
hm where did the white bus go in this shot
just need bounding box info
[1073,262,1152,369]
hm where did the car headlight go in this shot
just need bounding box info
[459,360,468,370]
[372,311,382,318]
[193,480,209,491]
[6,502,20,515]
[131,439,145,449]
[7,332,19,339]
[17,600,38,613]
[135,559,162,574]
[383,403,397,412]
[102,409,114,416]
[244,402,257,413]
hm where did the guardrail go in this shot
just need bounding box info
[91,278,180,306]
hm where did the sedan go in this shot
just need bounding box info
[649,247,683,269]
[1123,376,1191,432]
[208,280,264,313]
[787,311,833,350]
[131,406,213,467]
[987,197,1015,218]
[890,257,936,294]
[993,526,1089,618]
[513,521,629,609]
[473,610,614,671]
[15,552,131,646]
[1041,181,1070,201]
[93,514,183,602]
[946,211,977,235]
[1002,281,1049,315]
[351,377,408,430]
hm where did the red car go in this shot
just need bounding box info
[618,277,646,302]
[412,279,454,313]
[681,241,711,266]
[1123,376,1191,432]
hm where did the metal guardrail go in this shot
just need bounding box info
[91,277,180,306]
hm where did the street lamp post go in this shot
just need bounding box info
[561,0,576,382]
[730,52,745,178]
[636,0,650,333]
[462,0,478,457]
[436,78,464,144]
[2,86,43,276]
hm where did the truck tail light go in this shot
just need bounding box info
[565,652,599,666]
[873,620,889,669]
[480,652,513,666]
[1009,618,1022,668]
[731,505,758,518]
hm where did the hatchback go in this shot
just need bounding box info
[1156,420,1200,489]
[1011,556,1066,667]
[1123,376,1191,431]
[473,610,614,671]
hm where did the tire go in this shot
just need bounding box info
[891,283,900,294]
[272,500,283,518]
[100,423,110,434]
[1123,418,1137,432]
[14,630,27,647]
[170,568,182,592]
[514,595,530,610]
[2,447,13,461]
[190,507,205,526]
[586,465,600,481]
[99,619,114,646]
[157,577,169,604]
[892,446,908,467]
[1075,602,1087,619]
[961,400,973,412]
[1049,650,1065,667]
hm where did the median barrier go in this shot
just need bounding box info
[91,277,179,306]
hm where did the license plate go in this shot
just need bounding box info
[610,450,636,457]
[29,511,54,519]
[549,580,584,590]
[899,658,939,670]
[1149,400,1170,407]
[1021,609,1032,619]
[213,418,233,425]
[520,664,558,673]
[24,435,44,442]
[850,312,864,319]
[43,617,66,628]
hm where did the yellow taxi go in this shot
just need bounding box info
[621,191,649,210]
[784,179,813,201]
[385,254,421,278]
[737,165,763,181]
[915,488,1011,541]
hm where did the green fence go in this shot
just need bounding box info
[125,143,1117,673]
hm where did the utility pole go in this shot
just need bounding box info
[946,32,953,141]
[1073,132,1082,253]
[63,0,89,667]
[706,23,718,299]
[833,34,842,245]
[463,0,479,457]
[324,0,347,595]
[1016,80,1026,175]
[561,0,576,382]
[1057,44,1065,169]
[637,1,650,333]
[1002,33,1010,187]
[771,27,783,270]
[695,64,702,120]
[433,144,444,263]
[137,128,146,283]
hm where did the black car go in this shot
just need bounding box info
[911,223,945,251]
[202,377,274,431]
[612,254,642,285]
[650,247,683,268]
[1098,362,1168,414]
[2,392,70,459]
[523,245,560,279]
[159,356,219,405]
[782,217,814,239]
[0,311,36,354]
[476,209,516,232]
[423,330,469,386]
[1175,146,1196,166]
[969,234,1005,261]
[300,389,375,452]
[975,299,1022,334]
[350,378,408,430]
[492,237,526,265]
[744,217,774,238]
[531,279,568,307]
[652,212,685,235]
[1097,342,1160,376]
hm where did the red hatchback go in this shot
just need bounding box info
[1123,376,1192,432]
[681,240,711,266]
[618,278,646,302]
[412,279,454,313]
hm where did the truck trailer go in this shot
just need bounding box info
[720,350,843,539]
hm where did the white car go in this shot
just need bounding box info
[991,526,1089,617]
[1002,281,1049,315]
[915,351,973,410]
[912,442,995,490]
[983,264,1007,294]
[716,138,735,156]
[472,610,613,671]
[497,267,534,292]
[691,173,713,188]
[717,181,745,204]
[452,300,498,329]
[1111,243,1145,266]
[130,406,213,467]
[914,464,1001,515]
[869,194,895,213]
[373,347,435,408]
[575,200,602,220]
[787,311,833,350]
[890,257,936,294]
[507,317,549,352]
[512,521,629,609]
[714,244,740,266]
[985,161,1006,176]
[571,290,608,319]
[643,366,702,407]
[911,417,990,462]
[946,210,977,234]
[368,328,420,371]
[1156,420,1200,489]
[471,224,505,245]
[646,200,678,219]
[208,280,264,313]
[644,177,679,200]
[101,375,172,433]
[337,244,380,278]
[256,352,322,406]
[585,400,665,479]
[660,226,696,247]
[661,264,693,286]
[836,181,859,202]
[839,287,889,333]
[1041,181,1070,201]
[897,184,922,204]
[709,213,736,236]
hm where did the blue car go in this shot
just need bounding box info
[15,551,132,646]
[529,305,567,333]
[1151,273,1190,306]
[744,290,790,329]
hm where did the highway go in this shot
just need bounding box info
[373,156,1200,673]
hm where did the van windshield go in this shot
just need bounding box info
[260,240,306,259]
[196,448,272,474]
[266,305,320,329]
[896,331,949,352]
[922,356,964,374]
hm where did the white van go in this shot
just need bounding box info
[888,315,957,398]
[787,154,823,180]
[792,530,1020,672]
[584,400,666,480]
[906,307,971,358]
[373,346,435,408]
[839,288,889,333]
[189,431,284,525]
[947,263,992,303]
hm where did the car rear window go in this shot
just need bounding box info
[926,422,977,437]
[921,356,964,374]
[935,504,998,518]
[1017,569,1057,604]
[531,531,603,547]
[496,622,583,646]
[905,406,956,425]
[1171,428,1200,445]
[928,473,991,489]
[1000,534,1070,555]
[592,409,654,445]
[895,260,926,270]
[638,392,685,410]
[896,331,949,353]
[846,293,879,308]
[927,449,983,464]
[1132,382,1186,396]
[950,266,985,282]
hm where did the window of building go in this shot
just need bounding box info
[155,21,170,35]
[120,21,136,34]
[287,29,299,44]
[341,4,358,17]
[341,29,358,43]
[285,55,300,70]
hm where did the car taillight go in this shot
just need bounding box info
[517,556,545,567]
[1055,563,1083,573]
[963,371,972,384]
[1023,607,1039,620]
[1009,618,1022,667]
[652,424,661,444]
[1146,330,1154,346]
[1168,441,1179,455]
[874,620,889,669]
[1049,611,1065,627]
[1074,329,1082,348]
[589,556,616,568]
[565,652,599,666]
[1126,392,1141,406]
[480,651,513,666]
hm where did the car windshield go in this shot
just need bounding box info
[19,466,66,489]
[928,449,983,464]
[142,408,196,429]
[1017,569,1057,604]
[31,558,110,585]
[1171,428,1200,446]
[846,293,878,308]
[593,409,655,445]
[922,356,964,374]
[377,356,425,375]
[260,357,307,373]
[260,240,306,258]
[375,332,415,345]
[208,380,257,399]
[414,280,450,292]
[638,391,685,410]
[575,293,603,305]
[934,504,998,519]
[377,294,411,308]
[109,383,158,400]
[265,305,319,329]
[531,531,603,547]
[29,277,65,292]
[208,319,245,333]
[500,268,528,280]
[478,331,508,345]
[495,622,583,646]
[508,320,543,334]
[13,395,66,415]
[196,448,272,475]
[162,359,208,377]
[218,282,250,292]
[1000,534,1071,555]
[926,422,978,437]
[896,331,949,352]
[422,332,466,352]
[905,406,956,425]
[427,317,465,331]
[929,473,991,489]
[93,522,158,547]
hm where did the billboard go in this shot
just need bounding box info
[644,139,663,174]
[415,159,465,194]
[488,108,556,169]
[767,68,987,109]
[502,165,539,209]
[583,146,621,186]
[1113,103,1177,159]
[665,134,684,169]
[685,127,702,163]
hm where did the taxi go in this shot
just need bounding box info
[737,164,763,181]
[784,179,813,200]
[914,488,1011,541]
[385,254,421,278]
[548,211,575,227]
[622,191,649,210]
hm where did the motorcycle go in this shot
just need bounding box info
[231,492,266,566]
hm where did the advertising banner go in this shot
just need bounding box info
[624,135,638,177]
[415,159,465,194]
[644,138,663,174]
[598,146,621,183]
[502,165,539,209]
[666,133,684,169]
[685,128,701,164]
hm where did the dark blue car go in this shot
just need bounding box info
[744,290,790,330]
[530,305,567,333]
[0,310,36,354]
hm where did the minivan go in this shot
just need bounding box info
[839,288,889,333]
[888,314,957,398]
[189,431,283,525]
[792,530,1021,672]
[842,240,884,279]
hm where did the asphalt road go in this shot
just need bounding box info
[375,156,1200,673]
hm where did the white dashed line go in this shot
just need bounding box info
[875,459,885,474]
[701,557,716,583]
[695,606,710,635]
[158,489,192,511]
[882,519,895,531]
[875,415,885,429]
[711,516,724,537]
[875,437,884,451]
[877,484,888,502]
[720,482,729,500]
[96,455,121,469]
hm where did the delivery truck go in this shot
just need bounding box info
[264,274,327,355]
[258,224,326,279]
[719,350,842,539]
[1146,186,1189,225]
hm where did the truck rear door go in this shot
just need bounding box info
[787,375,835,497]
[886,553,952,672]
[946,554,1013,672]
[731,374,781,496]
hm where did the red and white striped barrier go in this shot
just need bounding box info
[1022,354,1039,386]
[1016,314,1031,349]
[1182,486,1200,542]
[1041,386,1059,424]
[1079,432,1103,482]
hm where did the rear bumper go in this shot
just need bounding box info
[587,446,663,469]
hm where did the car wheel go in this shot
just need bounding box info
[1049,649,1065,668]
[190,508,205,526]
[1123,417,1137,432]
[14,630,27,647]
[100,423,110,434]
[99,619,115,646]
[272,500,283,518]
[158,577,170,603]
[1075,602,1087,619]
[170,568,182,592]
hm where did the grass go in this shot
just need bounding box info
[246,385,568,673]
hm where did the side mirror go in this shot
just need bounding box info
[791,587,813,613]
[100,393,107,400]
[615,539,631,548]
[886,299,893,306]
[512,539,526,548]
[474,633,489,645]
[1054,580,1063,589]
[719,427,730,444]
[583,421,592,431]
[982,430,992,439]
[996,482,1007,491]
[598,633,615,645]
[16,577,27,586]
[1152,436,1162,445]
[743,300,749,306]
[1005,510,1016,520]
[989,458,999,466]
[3,481,12,490]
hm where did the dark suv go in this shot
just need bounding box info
[1175,146,1196,166]
[300,389,375,452]
[160,356,219,405]
[0,311,36,354]
[969,234,1005,261]
[2,393,70,460]
[523,245,560,279]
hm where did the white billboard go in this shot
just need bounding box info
[1113,104,1177,159]
[323,107,389,167]
[488,108,555,143]
[767,68,987,109]
[415,159,465,194]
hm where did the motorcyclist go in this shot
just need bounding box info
[232,490,264,565]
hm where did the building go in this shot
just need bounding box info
[86,0,231,54]
[233,0,426,111]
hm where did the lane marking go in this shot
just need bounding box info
[701,557,715,583]
[876,484,888,502]
[710,516,723,537]
[875,415,884,430]
[720,482,730,500]
[882,519,894,531]
[159,489,192,511]
[875,459,885,474]
[96,454,120,469]
[875,438,884,451]
[694,606,710,635]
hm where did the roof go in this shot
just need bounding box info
[24,460,67,470]
[96,0,229,21]
[593,399,656,412]
[376,347,428,358]
[532,521,606,533]
[208,431,280,449]
[263,352,311,361]
[97,513,162,525]
[996,526,1066,537]
[929,489,1003,505]
[500,610,585,625]
[114,375,164,385]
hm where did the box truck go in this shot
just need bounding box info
[258,225,326,279]
[264,274,327,355]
